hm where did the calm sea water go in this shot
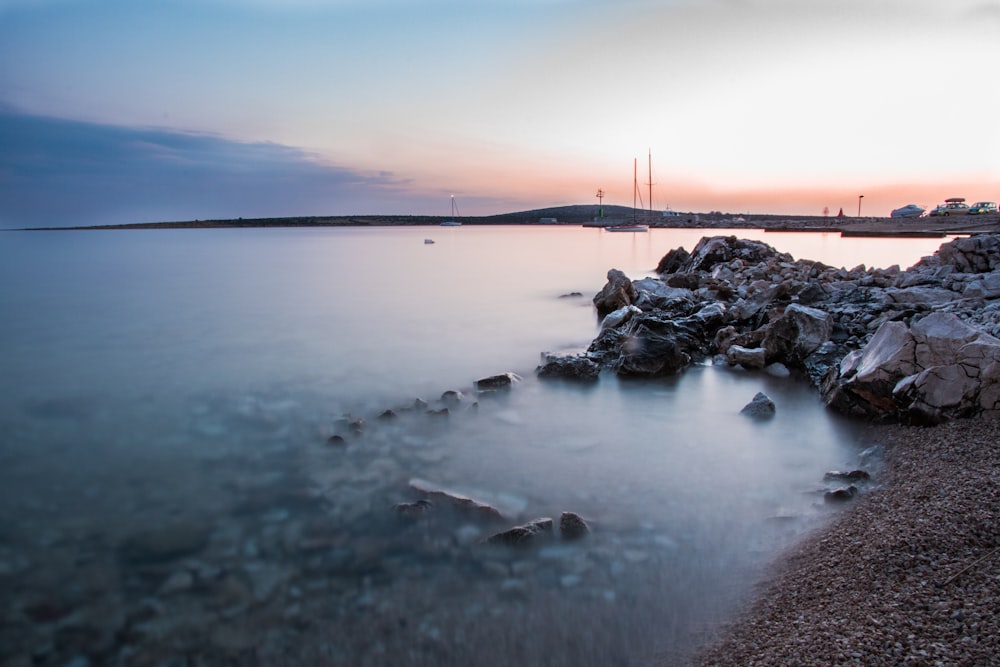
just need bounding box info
[0,226,947,666]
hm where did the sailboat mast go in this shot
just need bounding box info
[633,158,637,224]
[648,150,653,222]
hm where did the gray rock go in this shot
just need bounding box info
[740,392,776,419]
[824,485,858,503]
[763,303,832,366]
[601,304,641,330]
[825,312,1000,422]
[393,499,433,520]
[476,372,519,390]
[593,268,638,319]
[824,470,870,482]
[632,277,695,311]
[537,353,601,382]
[408,478,507,523]
[765,362,791,378]
[619,326,692,376]
[483,518,554,547]
[559,512,590,540]
[727,345,766,370]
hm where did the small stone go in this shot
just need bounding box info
[159,570,195,595]
[122,520,212,563]
[393,499,433,520]
[740,391,776,419]
[824,485,858,503]
[476,373,519,390]
[823,469,871,482]
[559,512,590,540]
[441,390,463,405]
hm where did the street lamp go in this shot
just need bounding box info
[858,194,864,217]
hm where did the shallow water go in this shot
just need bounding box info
[0,226,947,665]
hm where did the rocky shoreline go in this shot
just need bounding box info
[313,234,1000,667]
[543,233,1000,424]
[688,417,1000,667]
[533,232,1000,666]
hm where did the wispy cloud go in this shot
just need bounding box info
[0,108,432,228]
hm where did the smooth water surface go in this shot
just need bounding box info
[0,226,947,666]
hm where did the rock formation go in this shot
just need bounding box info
[546,234,1000,424]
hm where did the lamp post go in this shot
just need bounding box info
[858,194,864,217]
[596,188,605,218]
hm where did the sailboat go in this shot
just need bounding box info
[605,153,651,232]
[440,195,462,226]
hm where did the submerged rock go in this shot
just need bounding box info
[824,485,858,503]
[823,470,871,482]
[476,372,519,391]
[559,512,590,540]
[483,518,554,548]
[408,478,507,523]
[122,521,213,563]
[393,499,433,520]
[740,392,776,419]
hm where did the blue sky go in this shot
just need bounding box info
[2,0,999,227]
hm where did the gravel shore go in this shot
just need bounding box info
[688,417,1000,666]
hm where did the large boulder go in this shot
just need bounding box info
[631,277,695,312]
[655,246,691,274]
[612,315,698,377]
[823,312,1000,422]
[674,235,793,274]
[593,268,638,319]
[601,304,641,330]
[763,303,833,366]
[929,234,1000,274]
[727,345,766,369]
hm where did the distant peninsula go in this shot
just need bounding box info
[19,204,1000,237]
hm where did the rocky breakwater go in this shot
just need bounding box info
[540,233,1000,424]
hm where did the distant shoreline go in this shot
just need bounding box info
[14,204,1000,237]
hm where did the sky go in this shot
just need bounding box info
[1,0,999,228]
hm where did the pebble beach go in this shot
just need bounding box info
[689,417,1000,667]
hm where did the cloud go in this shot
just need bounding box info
[0,108,430,228]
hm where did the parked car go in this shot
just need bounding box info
[890,204,925,218]
[929,198,970,216]
[968,201,998,215]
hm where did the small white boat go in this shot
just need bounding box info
[605,154,651,233]
[604,224,648,232]
[424,238,435,244]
